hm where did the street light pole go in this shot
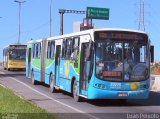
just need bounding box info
[14,0,26,44]
[50,0,52,37]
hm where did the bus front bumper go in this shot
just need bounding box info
[87,87,149,99]
[8,60,26,69]
[8,64,25,69]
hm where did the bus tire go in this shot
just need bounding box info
[72,80,81,102]
[31,71,36,85]
[50,74,56,93]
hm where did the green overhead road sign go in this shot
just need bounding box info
[86,7,109,20]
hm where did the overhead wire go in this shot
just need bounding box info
[21,21,50,34]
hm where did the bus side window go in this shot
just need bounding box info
[32,44,35,58]
[32,43,41,59]
[47,42,51,59]
[34,44,37,58]
[62,39,66,59]
[38,43,41,58]
[65,38,72,60]
[71,37,80,61]
[36,44,39,58]
[6,49,8,60]
[51,41,55,59]
[47,41,55,59]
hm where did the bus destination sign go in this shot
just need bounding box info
[97,32,145,41]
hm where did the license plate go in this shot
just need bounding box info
[118,93,128,97]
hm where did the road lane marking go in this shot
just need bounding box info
[8,77,100,119]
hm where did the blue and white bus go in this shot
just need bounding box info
[26,28,153,101]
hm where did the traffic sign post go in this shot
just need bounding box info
[86,7,109,20]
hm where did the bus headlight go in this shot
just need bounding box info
[140,83,149,89]
[94,83,107,89]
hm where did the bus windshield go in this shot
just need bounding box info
[95,31,149,82]
[9,49,26,60]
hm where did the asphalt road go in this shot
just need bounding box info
[0,66,160,119]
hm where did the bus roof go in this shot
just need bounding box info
[27,38,43,44]
[3,43,27,49]
[47,28,148,41]
[27,28,148,43]
[94,28,147,34]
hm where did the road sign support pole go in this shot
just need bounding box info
[60,12,64,35]
[59,9,86,35]
[59,9,65,35]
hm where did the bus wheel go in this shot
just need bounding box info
[50,74,56,93]
[72,80,81,102]
[31,71,36,85]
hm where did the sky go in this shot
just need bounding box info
[0,0,160,61]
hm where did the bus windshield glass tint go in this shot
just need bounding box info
[95,31,149,82]
[9,49,26,60]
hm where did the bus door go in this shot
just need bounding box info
[80,42,93,95]
[27,48,31,77]
[55,45,61,86]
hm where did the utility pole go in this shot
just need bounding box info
[138,0,145,31]
[59,9,86,35]
[14,0,26,44]
[138,0,146,61]
[50,0,52,37]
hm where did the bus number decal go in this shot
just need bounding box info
[110,83,121,89]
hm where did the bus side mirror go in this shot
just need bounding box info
[150,45,154,63]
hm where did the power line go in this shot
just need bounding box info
[2,21,50,42]
[21,21,50,34]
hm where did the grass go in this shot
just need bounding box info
[0,85,57,119]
